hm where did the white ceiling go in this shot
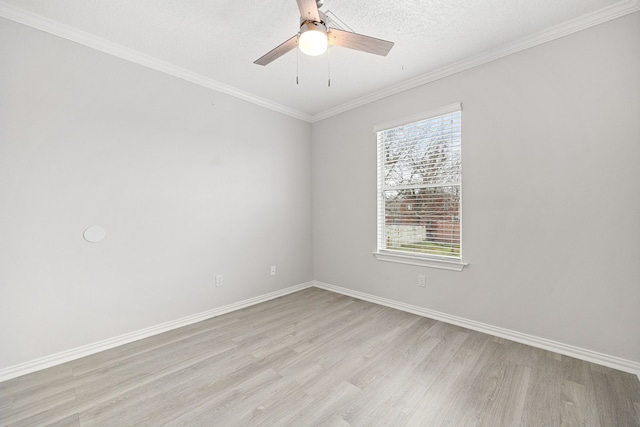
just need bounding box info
[1,0,636,120]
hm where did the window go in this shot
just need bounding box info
[374,103,466,271]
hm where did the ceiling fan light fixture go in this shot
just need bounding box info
[253,1,393,67]
[298,21,328,56]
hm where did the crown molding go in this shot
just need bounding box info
[311,0,640,122]
[1,1,637,124]
[0,1,313,123]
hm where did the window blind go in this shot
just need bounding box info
[376,107,462,259]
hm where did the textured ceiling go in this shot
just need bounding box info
[0,0,634,119]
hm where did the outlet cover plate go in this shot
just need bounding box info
[418,274,426,288]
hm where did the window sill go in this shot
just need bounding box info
[373,251,468,271]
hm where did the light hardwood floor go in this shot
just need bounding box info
[1,287,639,426]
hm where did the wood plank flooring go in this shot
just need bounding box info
[1,287,639,426]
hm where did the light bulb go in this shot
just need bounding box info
[299,22,328,56]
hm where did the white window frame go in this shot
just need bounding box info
[373,102,467,271]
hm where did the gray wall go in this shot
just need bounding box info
[0,18,312,369]
[1,11,638,372]
[312,13,640,363]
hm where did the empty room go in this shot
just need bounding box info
[1,0,639,425]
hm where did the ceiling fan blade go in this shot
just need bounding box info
[296,0,320,22]
[327,28,394,56]
[254,35,299,66]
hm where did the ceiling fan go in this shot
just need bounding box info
[254,0,394,66]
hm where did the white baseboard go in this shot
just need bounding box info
[3,280,638,382]
[313,281,640,379]
[0,281,314,382]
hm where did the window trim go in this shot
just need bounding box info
[373,103,462,133]
[373,102,467,271]
[373,251,468,271]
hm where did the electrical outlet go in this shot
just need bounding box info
[216,275,223,287]
[270,266,276,276]
[418,274,426,288]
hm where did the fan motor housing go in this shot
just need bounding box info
[299,20,327,35]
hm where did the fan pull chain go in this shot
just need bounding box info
[296,42,300,85]
[327,46,331,87]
